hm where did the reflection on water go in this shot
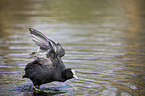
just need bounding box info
[0,0,145,95]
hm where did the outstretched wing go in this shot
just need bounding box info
[29,28,50,50]
[29,28,65,57]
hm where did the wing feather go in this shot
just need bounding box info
[29,28,50,50]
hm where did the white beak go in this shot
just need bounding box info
[71,70,78,79]
[73,74,78,79]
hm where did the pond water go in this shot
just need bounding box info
[0,0,145,96]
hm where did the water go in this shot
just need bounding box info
[0,0,145,96]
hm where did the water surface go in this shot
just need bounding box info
[0,0,145,96]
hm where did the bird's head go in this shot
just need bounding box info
[62,68,78,81]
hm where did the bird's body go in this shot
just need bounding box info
[23,59,66,86]
[23,28,78,91]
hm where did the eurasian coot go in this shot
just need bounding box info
[23,28,78,91]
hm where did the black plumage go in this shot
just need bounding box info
[23,28,78,91]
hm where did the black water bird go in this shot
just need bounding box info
[23,28,78,91]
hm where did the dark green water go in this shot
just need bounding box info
[0,0,145,96]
